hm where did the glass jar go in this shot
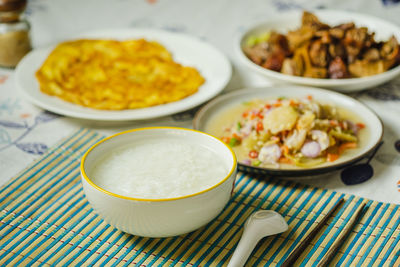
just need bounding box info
[0,0,31,68]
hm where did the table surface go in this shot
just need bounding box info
[1,0,400,204]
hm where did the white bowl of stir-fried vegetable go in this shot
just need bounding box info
[193,85,383,177]
[237,10,400,92]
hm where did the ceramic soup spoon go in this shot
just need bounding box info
[227,210,288,267]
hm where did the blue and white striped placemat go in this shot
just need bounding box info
[0,128,399,266]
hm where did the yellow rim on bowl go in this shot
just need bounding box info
[80,126,237,202]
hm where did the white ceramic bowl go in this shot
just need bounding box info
[237,10,400,92]
[80,127,237,237]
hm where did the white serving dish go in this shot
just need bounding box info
[80,127,237,237]
[237,10,400,92]
[16,28,231,121]
[193,85,383,177]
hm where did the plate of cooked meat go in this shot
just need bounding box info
[237,10,400,92]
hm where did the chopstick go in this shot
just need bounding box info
[281,198,344,267]
[317,202,366,267]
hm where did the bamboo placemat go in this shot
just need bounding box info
[0,128,399,266]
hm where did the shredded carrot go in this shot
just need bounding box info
[242,111,248,118]
[307,95,313,100]
[338,142,357,154]
[289,99,298,106]
[356,123,366,129]
[279,157,292,164]
[329,120,338,126]
[232,133,241,141]
[273,101,282,107]
[281,145,289,155]
[221,136,231,144]
[221,137,230,143]
[327,153,339,162]
[256,122,264,131]
[265,104,271,109]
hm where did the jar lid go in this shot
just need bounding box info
[0,0,27,12]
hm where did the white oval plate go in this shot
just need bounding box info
[237,10,400,92]
[194,85,383,177]
[15,28,231,121]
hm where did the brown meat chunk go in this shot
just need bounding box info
[329,27,345,39]
[302,11,329,30]
[243,43,270,65]
[309,40,328,67]
[287,26,314,51]
[344,27,368,51]
[262,52,285,71]
[349,59,387,77]
[337,22,356,32]
[328,57,349,79]
[281,56,304,76]
[381,36,399,61]
[328,43,346,59]
[304,67,327,78]
[315,30,332,43]
[395,45,400,65]
[343,27,368,63]
[364,33,376,48]
[363,48,380,61]
[269,32,290,56]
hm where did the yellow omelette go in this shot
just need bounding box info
[36,39,205,110]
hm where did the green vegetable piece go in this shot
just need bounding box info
[246,32,270,46]
[237,122,242,131]
[283,152,326,168]
[259,32,271,43]
[295,157,326,168]
[229,137,240,147]
[246,36,258,47]
[259,131,271,142]
[252,160,261,166]
[286,153,326,167]
[330,130,357,142]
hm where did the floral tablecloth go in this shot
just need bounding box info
[1,0,400,204]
